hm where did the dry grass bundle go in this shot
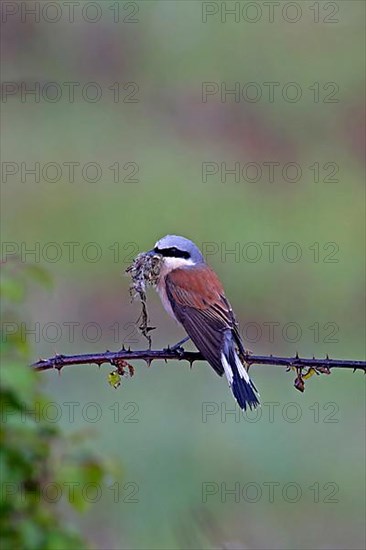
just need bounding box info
[125,252,163,347]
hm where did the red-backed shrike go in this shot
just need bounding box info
[148,235,260,410]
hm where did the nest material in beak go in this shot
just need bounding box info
[125,252,164,347]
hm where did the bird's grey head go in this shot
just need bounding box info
[153,235,205,266]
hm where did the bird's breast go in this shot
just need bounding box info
[156,271,177,319]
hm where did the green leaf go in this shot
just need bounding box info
[108,371,121,388]
[1,362,37,404]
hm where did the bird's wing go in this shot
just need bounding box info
[165,266,238,376]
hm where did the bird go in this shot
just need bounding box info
[148,235,260,410]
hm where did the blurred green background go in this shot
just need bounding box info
[1,1,365,548]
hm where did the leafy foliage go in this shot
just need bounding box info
[0,262,114,550]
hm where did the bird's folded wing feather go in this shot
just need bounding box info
[165,266,239,376]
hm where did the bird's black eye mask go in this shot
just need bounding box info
[154,247,190,260]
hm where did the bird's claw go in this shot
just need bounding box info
[164,344,186,357]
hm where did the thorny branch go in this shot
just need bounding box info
[31,252,366,391]
[31,348,366,393]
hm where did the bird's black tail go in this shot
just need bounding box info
[221,331,260,411]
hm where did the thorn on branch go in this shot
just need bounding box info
[54,354,65,371]
[30,347,366,397]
